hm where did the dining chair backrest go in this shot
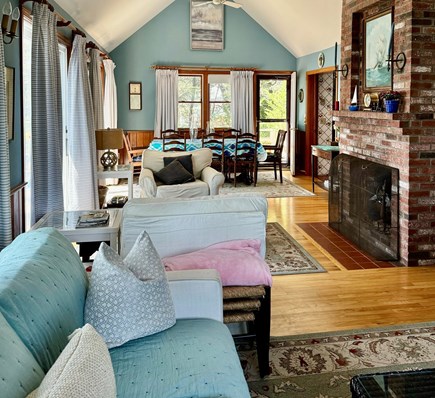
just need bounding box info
[201,131,226,173]
[274,129,287,156]
[223,128,241,138]
[235,131,258,160]
[162,129,187,152]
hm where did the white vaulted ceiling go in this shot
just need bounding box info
[54,0,342,57]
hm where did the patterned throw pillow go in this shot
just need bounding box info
[84,231,176,348]
[27,324,116,398]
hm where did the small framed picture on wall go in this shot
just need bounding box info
[129,82,142,110]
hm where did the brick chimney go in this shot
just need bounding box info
[334,0,435,266]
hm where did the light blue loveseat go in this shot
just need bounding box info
[0,227,250,397]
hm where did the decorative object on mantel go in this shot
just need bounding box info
[385,22,407,72]
[349,86,358,111]
[1,1,20,44]
[380,90,401,113]
[364,10,393,91]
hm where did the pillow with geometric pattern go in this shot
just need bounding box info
[84,231,176,348]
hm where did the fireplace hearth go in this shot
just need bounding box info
[329,154,399,261]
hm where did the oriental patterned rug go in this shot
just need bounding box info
[220,171,315,198]
[238,322,435,398]
[266,223,325,275]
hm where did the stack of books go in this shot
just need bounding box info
[76,211,110,228]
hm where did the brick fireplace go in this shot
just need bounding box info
[334,0,435,266]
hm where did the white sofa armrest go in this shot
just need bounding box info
[139,168,157,198]
[167,269,223,322]
[201,166,225,195]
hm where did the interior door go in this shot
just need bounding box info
[290,72,297,175]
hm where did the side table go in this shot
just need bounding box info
[311,145,340,192]
[97,164,134,199]
[31,209,122,255]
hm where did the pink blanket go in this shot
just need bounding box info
[162,239,272,287]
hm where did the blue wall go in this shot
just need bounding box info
[296,45,340,130]
[110,0,296,130]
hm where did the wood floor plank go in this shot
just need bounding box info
[268,172,435,336]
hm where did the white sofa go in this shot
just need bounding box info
[139,148,225,198]
[120,194,271,377]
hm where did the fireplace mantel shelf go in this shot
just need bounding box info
[333,110,408,121]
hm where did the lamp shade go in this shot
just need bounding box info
[96,128,124,150]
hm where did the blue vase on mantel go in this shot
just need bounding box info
[385,99,400,113]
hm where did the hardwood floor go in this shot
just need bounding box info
[269,172,435,336]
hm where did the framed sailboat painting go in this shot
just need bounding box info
[363,10,392,91]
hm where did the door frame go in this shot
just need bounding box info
[305,66,335,176]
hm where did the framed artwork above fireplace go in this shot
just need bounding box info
[363,10,393,91]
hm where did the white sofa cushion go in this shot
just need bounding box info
[27,324,116,398]
[120,194,268,258]
[85,231,176,348]
[156,179,209,198]
[142,148,212,178]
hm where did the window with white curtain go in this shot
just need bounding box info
[22,15,69,230]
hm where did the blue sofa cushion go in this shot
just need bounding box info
[0,228,87,372]
[0,312,45,397]
[110,318,250,398]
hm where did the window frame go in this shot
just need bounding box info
[178,69,231,130]
[178,74,203,129]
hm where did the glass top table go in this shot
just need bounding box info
[350,368,435,398]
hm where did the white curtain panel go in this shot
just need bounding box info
[103,59,117,128]
[66,35,98,211]
[230,71,254,134]
[0,29,11,249]
[31,3,64,223]
[89,49,104,130]
[154,69,178,137]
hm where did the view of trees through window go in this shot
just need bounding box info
[258,77,289,148]
[178,75,202,128]
[209,79,231,128]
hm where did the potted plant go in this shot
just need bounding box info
[380,91,401,113]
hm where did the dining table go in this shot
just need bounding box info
[148,138,268,161]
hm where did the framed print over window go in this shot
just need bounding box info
[129,82,142,110]
[364,10,393,91]
[190,0,224,51]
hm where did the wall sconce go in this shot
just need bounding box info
[336,64,349,78]
[1,1,20,45]
[387,52,406,72]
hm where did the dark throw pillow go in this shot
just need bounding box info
[163,154,194,176]
[155,160,195,185]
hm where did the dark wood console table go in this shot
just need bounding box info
[311,145,340,192]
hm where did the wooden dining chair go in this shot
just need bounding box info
[228,131,259,187]
[257,129,287,183]
[201,130,226,173]
[123,131,146,175]
[162,129,187,152]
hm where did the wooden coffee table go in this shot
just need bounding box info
[32,209,122,253]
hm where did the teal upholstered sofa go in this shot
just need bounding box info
[0,227,250,397]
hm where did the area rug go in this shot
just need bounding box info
[266,223,325,275]
[238,322,435,397]
[220,171,315,198]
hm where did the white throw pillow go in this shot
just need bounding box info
[85,231,176,348]
[27,324,116,398]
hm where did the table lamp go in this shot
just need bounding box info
[95,128,124,169]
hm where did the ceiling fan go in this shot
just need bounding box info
[194,0,242,9]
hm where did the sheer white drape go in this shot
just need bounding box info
[65,35,98,211]
[31,3,64,223]
[154,69,178,137]
[0,29,11,249]
[103,59,117,128]
[89,49,104,130]
[230,71,254,134]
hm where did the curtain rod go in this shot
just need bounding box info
[151,65,257,71]
[21,0,110,59]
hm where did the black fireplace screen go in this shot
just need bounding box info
[329,154,399,261]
